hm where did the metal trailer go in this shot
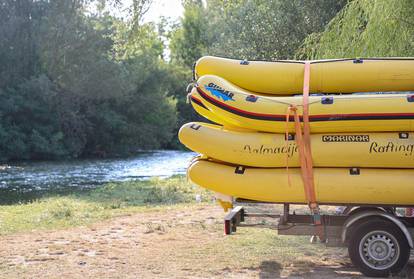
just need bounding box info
[224,202,414,277]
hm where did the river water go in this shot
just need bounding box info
[0,150,196,204]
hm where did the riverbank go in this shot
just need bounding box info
[0,175,211,235]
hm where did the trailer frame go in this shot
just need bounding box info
[224,202,414,277]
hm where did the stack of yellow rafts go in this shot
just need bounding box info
[179,56,414,208]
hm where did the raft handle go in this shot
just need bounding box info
[285,134,295,141]
[353,58,363,64]
[235,166,246,175]
[399,132,409,139]
[240,59,250,65]
[186,83,194,94]
[321,96,334,105]
[190,124,201,130]
[350,168,360,175]
[246,95,258,102]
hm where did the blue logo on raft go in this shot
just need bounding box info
[204,84,235,102]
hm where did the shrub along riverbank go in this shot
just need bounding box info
[0,175,212,235]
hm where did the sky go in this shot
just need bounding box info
[104,0,184,23]
[95,0,184,59]
[142,0,184,23]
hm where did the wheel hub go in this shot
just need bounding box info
[359,231,399,270]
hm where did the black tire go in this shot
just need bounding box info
[348,219,410,277]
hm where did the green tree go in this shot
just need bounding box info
[169,0,208,68]
[298,0,414,59]
[0,76,68,161]
[205,0,346,60]
[0,0,178,161]
[0,0,45,88]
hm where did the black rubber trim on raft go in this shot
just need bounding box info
[197,87,414,122]
[190,96,208,109]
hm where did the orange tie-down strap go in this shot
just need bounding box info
[301,62,318,211]
[286,62,323,237]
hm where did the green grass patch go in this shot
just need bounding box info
[0,175,212,235]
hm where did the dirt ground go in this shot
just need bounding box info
[0,204,412,279]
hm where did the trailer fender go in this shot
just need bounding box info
[342,209,413,248]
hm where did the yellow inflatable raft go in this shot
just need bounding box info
[188,159,414,206]
[192,75,414,133]
[179,122,414,168]
[195,56,414,95]
[189,90,237,128]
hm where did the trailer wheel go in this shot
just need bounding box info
[348,220,410,277]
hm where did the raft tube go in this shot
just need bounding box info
[188,159,414,206]
[192,75,414,133]
[195,56,414,95]
[179,122,414,168]
[188,90,238,129]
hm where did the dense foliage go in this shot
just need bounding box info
[298,0,414,59]
[170,0,346,62]
[1,0,412,161]
[0,0,176,161]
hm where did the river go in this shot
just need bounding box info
[0,150,196,204]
